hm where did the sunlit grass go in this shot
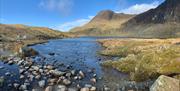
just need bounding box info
[100,38,180,81]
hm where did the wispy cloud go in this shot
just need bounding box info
[0,18,6,23]
[117,1,160,14]
[53,16,94,32]
[39,0,74,15]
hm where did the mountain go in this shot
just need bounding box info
[70,10,135,36]
[71,0,180,38]
[0,24,68,41]
[121,0,180,38]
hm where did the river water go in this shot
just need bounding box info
[0,37,152,91]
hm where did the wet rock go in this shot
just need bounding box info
[80,87,89,91]
[38,80,46,88]
[0,66,4,69]
[85,84,92,88]
[35,75,41,79]
[32,66,39,71]
[65,72,71,78]
[68,88,78,91]
[8,61,14,65]
[48,52,55,56]
[90,86,96,91]
[13,83,20,89]
[74,76,78,80]
[0,76,4,87]
[150,75,180,91]
[17,60,24,65]
[93,74,97,77]
[39,69,43,73]
[8,83,12,87]
[29,75,34,81]
[50,69,65,76]
[20,75,25,79]
[32,89,39,91]
[45,86,53,91]
[90,78,96,84]
[46,65,54,70]
[48,78,57,85]
[58,85,67,91]
[104,86,110,91]
[5,72,11,76]
[71,70,76,75]
[87,69,93,73]
[19,84,27,90]
[63,79,71,85]
[19,69,25,74]
[79,70,85,78]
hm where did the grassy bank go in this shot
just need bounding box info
[98,38,180,81]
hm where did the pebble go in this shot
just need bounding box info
[0,66,4,69]
[45,86,53,91]
[13,83,20,88]
[80,87,89,91]
[8,61,14,65]
[50,69,65,76]
[90,78,96,84]
[5,72,11,76]
[19,84,27,90]
[85,84,92,88]
[38,80,45,88]
[0,76,4,87]
[79,71,85,77]
[58,85,67,91]
[90,86,96,91]
[20,75,25,79]
[63,79,71,85]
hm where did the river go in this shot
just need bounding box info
[0,37,152,91]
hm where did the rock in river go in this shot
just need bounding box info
[57,85,67,91]
[45,86,53,91]
[80,87,89,91]
[38,80,46,88]
[150,75,180,91]
[50,69,65,76]
[0,76,4,87]
[63,79,71,85]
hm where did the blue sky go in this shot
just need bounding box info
[0,0,164,32]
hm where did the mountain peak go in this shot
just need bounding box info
[90,10,134,22]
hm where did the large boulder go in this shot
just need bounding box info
[150,75,180,91]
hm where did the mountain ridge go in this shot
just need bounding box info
[70,0,180,38]
[70,10,135,36]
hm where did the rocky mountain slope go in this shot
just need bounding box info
[0,24,67,41]
[121,0,180,38]
[70,10,134,36]
[71,0,180,38]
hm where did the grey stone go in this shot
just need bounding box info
[38,80,46,88]
[150,75,180,91]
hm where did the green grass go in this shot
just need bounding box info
[100,39,180,81]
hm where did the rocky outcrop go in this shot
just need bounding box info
[122,0,180,38]
[150,75,180,91]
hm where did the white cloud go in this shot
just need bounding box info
[118,1,160,14]
[39,0,74,15]
[53,16,94,32]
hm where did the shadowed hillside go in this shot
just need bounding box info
[121,0,180,38]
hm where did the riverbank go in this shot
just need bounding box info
[98,38,180,81]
